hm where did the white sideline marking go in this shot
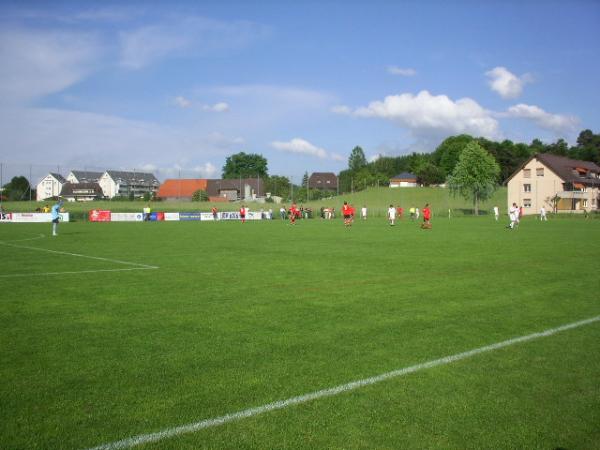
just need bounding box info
[85,315,600,450]
[0,241,158,270]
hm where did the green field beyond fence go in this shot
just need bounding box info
[1,216,599,449]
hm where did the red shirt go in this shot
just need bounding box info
[239,207,245,216]
[423,207,431,220]
[342,204,351,215]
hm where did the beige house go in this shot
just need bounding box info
[506,153,600,215]
[36,173,67,201]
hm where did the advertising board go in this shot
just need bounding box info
[164,212,180,221]
[111,212,144,222]
[179,212,202,221]
[89,210,111,222]
[9,213,70,223]
[149,212,165,221]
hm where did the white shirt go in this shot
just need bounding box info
[388,207,396,219]
[361,207,367,217]
[493,206,499,215]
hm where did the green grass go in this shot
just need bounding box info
[0,216,599,449]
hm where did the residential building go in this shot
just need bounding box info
[506,153,600,215]
[389,172,418,188]
[206,178,265,201]
[308,172,338,191]
[98,170,160,199]
[66,170,103,184]
[36,173,67,201]
[157,179,209,200]
[60,182,104,202]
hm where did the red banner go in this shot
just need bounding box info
[89,210,111,222]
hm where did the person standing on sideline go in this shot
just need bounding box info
[361,205,367,220]
[540,206,548,221]
[493,205,499,221]
[342,201,352,227]
[239,205,246,223]
[387,204,396,226]
[51,199,64,236]
[415,207,420,220]
[421,203,432,229]
[289,203,298,225]
[211,206,218,220]
[280,206,287,220]
[508,202,519,229]
[409,206,415,220]
[143,204,151,221]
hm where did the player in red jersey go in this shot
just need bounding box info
[239,205,246,223]
[421,203,432,229]
[342,201,352,227]
[289,203,298,224]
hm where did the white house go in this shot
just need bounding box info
[66,170,103,184]
[506,153,600,215]
[98,170,160,199]
[36,173,67,201]
[389,172,418,188]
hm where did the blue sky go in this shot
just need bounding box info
[1,0,599,183]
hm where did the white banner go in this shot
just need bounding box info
[8,213,70,223]
[164,212,180,221]
[111,212,144,222]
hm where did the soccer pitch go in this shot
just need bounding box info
[1,217,599,449]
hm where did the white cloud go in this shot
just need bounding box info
[338,90,499,139]
[387,66,417,76]
[203,102,230,112]
[506,104,578,133]
[174,96,192,108]
[0,28,101,103]
[331,105,351,114]
[271,138,342,161]
[119,17,269,69]
[485,66,532,99]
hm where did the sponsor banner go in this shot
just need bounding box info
[179,212,202,221]
[111,212,144,222]
[8,213,70,223]
[246,211,266,220]
[0,213,12,222]
[219,211,240,220]
[164,212,180,221]
[200,212,215,221]
[149,212,165,221]
[89,210,111,222]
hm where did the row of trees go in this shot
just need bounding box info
[219,129,600,207]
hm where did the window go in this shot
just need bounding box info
[582,199,588,208]
[523,184,531,192]
[536,168,544,177]
[523,169,531,178]
[524,199,532,208]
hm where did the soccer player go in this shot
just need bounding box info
[387,204,396,226]
[289,203,298,224]
[361,205,367,220]
[239,205,246,223]
[51,199,63,236]
[342,201,352,227]
[421,203,431,229]
[493,205,499,221]
[211,206,218,220]
[508,202,519,229]
[540,206,548,221]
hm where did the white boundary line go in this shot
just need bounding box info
[85,315,600,450]
[0,238,159,276]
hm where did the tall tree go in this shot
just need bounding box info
[447,142,500,215]
[3,176,33,201]
[433,134,474,176]
[222,152,268,179]
[348,146,367,171]
[265,175,290,199]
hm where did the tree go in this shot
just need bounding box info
[192,189,208,202]
[222,152,268,179]
[264,175,290,199]
[348,146,367,171]
[433,134,474,176]
[3,176,33,201]
[416,163,446,186]
[447,142,500,215]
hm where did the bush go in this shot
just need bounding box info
[192,189,209,202]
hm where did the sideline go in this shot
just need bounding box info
[0,237,159,277]
[85,315,600,450]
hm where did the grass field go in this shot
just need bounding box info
[1,216,599,449]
